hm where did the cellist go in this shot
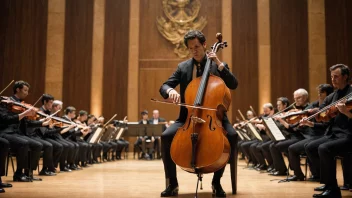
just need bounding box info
[159,30,238,197]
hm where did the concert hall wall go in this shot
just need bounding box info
[1,0,352,125]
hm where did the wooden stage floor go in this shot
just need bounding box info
[1,157,351,198]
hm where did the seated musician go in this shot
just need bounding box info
[234,110,255,160]
[159,30,238,197]
[267,97,292,176]
[269,89,311,177]
[74,110,91,166]
[149,109,167,159]
[112,119,129,160]
[249,103,274,171]
[96,116,116,162]
[62,106,85,170]
[301,64,352,198]
[85,114,103,163]
[0,97,38,191]
[44,100,76,172]
[29,94,63,176]
[0,81,52,182]
[135,110,153,160]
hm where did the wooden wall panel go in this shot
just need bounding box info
[139,0,222,121]
[325,0,352,80]
[62,0,94,112]
[231,0,259,118]
[102,0,130,119]
[0,0,48,103]
[270,0,309,102]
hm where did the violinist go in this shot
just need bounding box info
[27,94,63,176]
[0,97,38,191]
[97,116,115,162]
[302,64,352,198]
[85,114,103,163]
[264,97,291,175]
[0,81,52,182]
[44,100,76,172]
[268,89,310,178]
[62,106,88,170]
[71,110,91,166]
[159,30,238,197]
[235,110,254,160]
[248,103,274,171]
[61,106,84,170]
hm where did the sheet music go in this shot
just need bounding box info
[237,130,245,140]
[89,127,103,144]
[115,127,125,140]
[263,118,285,141]
[247,123,263,141]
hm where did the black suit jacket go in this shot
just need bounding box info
[149,117,167,132]
[159,58,238,122]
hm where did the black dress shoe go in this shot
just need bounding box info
[314,185,327,191]
[13,174,30,182]
[313,188,341,198]
[256,164,268,171]
[270,171,286,176]
[160,184,179,197]
[287,175,304,181]
[39,170,56,176]
[0,188,4,193]
[212,183,226,197]
[60,167,72,172]
[0,183,12,188]
[267,166,274,172]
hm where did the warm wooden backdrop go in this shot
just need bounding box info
[1,0,352,122]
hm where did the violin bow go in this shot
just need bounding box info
[151,98,217,111]
[0,80,14,95]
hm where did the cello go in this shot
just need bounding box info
[168,33,231,192]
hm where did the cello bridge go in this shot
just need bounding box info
[191,116,206,124]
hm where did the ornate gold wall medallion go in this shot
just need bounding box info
[157,0,207,58]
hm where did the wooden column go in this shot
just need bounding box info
[90,0,105,116]
[308,0,326,100]
[45,0,65,99]
[257,0,271,111]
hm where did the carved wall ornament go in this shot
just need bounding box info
[156,0,207,58]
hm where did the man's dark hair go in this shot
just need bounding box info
[64,106,76,115]
[41,94,54,104]
[330,64,350,82]
[88,114,96,120]
[277,97,290,108]
[13,80,30,94]
[317,84,334,96]
[184,30,206,47]
[79,110,88,116]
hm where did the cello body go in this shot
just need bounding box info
[170,74,231,174]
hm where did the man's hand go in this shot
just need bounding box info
[167,89,180,103]
[299,118,314,127]
[207,52,223,70]
[42,118,52,126]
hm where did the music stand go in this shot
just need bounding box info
[262,118,286,141]
[247,123,263,141]
[89,127,104,144]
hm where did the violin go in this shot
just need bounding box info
[0,96,44,120]
[308,95,352,122]
[170,33,230,175]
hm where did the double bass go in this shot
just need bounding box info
[169,33,231,182]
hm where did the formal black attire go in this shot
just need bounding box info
[159,56,238,186]
[305,85,352,190]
